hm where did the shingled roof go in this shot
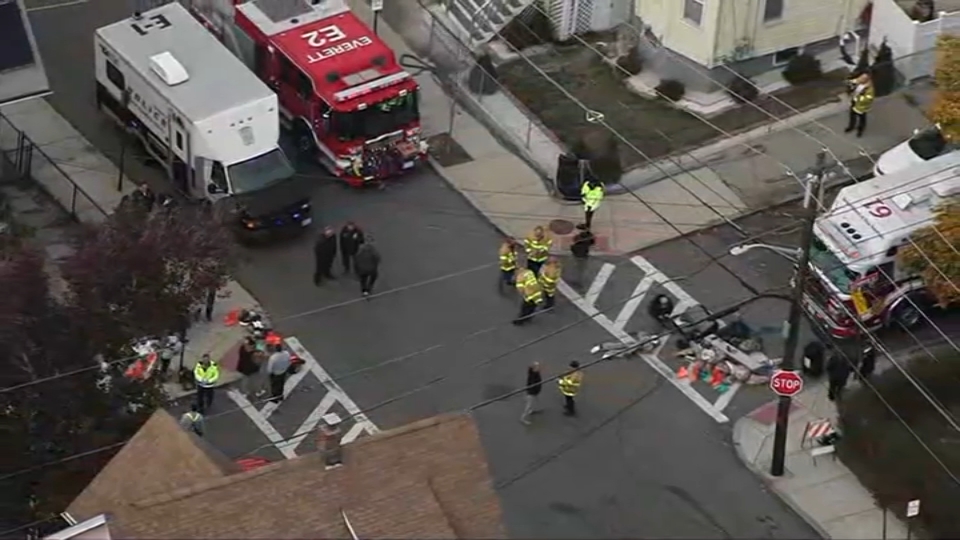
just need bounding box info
[67,412,505,539]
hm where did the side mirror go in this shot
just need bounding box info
[207,183,223,195]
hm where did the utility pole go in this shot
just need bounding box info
[770,150,828,477]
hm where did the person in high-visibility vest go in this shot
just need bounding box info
[179,404,205,437]
[513,268,544,325]
[524,226,552,275]
[844,73,874,138]
[498,238,520,293]
[558,360,583,416]
[193,353,221,414]
[538,257,562,310]
[581,179,604,230]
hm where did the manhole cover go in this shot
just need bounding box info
[549,219,575,235]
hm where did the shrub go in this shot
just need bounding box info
[655,79,686,102]
[727,75,760,104]
[837,349,960,538]
[500,9,553,50]
[782,53,823,85]
[871,41,897,97]
[467,54,498,96]
[574,130,623,184]
[615,48,644,76]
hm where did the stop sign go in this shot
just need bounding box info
[770,370,804,397]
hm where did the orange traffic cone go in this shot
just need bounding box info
[224,309,240,326]
[677,365,689,379]
[689,361,701,381]
[709,366,725,387]
[265,332,283,346]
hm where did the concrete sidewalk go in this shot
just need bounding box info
[0,98,253,399]
[368,0,932,254]
[734,379,910,539]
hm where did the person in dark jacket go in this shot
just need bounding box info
[520,362,543,425]
[856,345,877,381]
[802,340,826,378]
[339,222,365,274]
[354,235,381,297]
[569,224,595,288]
[236,337,263,397]
[313,226,338,285]
[827,349,852,402]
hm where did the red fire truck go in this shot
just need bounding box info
[184,0,427,186]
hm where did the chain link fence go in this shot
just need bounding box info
[0,113,108,222]
[415,1,564,180]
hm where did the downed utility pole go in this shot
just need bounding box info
[770,150,828,477]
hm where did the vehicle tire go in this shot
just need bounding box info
[890,299,923,330]
[295,122,316,159]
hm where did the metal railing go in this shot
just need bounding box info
[416,0,565,180]
[0,113,109,221]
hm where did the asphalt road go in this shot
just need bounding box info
[26,2,827,537]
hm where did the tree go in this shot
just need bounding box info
[60,206,235,357]
[0,206,235,530]
[929,35,960,140]
[871,41,897,97]
[897,199,960,307]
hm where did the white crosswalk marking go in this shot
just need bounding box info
[227,388,298,459]
[278,391,339,455]
[613,275,656,332]
[630,256,699,314]
[585,263,615,307]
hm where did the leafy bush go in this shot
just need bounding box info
[500,9,553,50]
[573,130,623,184]
[782,53,823,85]
[615,48,644,76]
[727,75,760,104]
[837,350,960,538]
[871,41,897,97]
[655,79,686,102]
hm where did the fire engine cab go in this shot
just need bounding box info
[185,0,427,186]
[801,156,960,339]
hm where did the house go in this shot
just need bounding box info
[868,0,960,81]
[636,0,871,89]
[54,410,506,539]
[0,0,50,106]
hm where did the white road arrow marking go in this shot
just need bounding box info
[227,388,298,459]
[630,256,699,314]
[279,391,339,456]
[613,275,656,332]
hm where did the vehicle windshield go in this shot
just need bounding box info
[809,233,861,293]
[227,149,295,194]
[908,128,947,160]
[331,91,419,141]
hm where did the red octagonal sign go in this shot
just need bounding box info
[770,370,804,397]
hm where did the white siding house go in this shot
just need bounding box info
[637,0,870,68]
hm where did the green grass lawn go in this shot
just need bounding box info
[497,46,848,170]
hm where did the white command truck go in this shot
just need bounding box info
[94,2,312,238]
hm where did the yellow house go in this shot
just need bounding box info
[637,0,870,68]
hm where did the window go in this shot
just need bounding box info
[773,47,799,66]
[908,127,948,160]
[683,0,704,25]
[296,71,313,100]
[763,0,783,21]
[175,132,183,150]
[279,56,296,85]
[106,61,125,90]
[211,161,228,192]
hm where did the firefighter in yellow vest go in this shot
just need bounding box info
[193,354,221,414]
[558,360,583,416]
[513,267,543,325]
[524,226,552,275]
[498,238,520,293]
[845,73,874,138]
[538,257,562,310]
[581,179,604,230]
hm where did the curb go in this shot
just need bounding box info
[731,412,833,540]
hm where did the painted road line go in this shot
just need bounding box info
[712,382,742,412]
[612,275,656,332]
[584,263,615,307]
[278,391,339,455]
[226,388,298,460]
[630,256,699,314]
[260,360,312,420]
[341,421,367,445]
[285,337,381,435]
[25,0,88,11]
[558,280,729,424]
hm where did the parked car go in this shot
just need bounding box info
[873,125,956,176]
